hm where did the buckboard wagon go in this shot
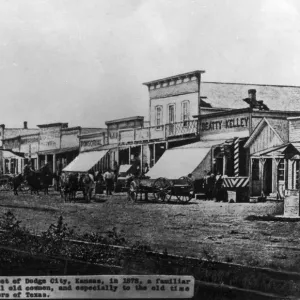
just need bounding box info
[128,176,194,203]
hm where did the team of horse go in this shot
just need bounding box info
[59,173,94,203]
[10,169,93,203]
[11,168,54,196]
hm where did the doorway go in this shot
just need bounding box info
[263,159,272,195]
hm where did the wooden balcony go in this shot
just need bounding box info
[165,120,197,139]
[118,120,197,144]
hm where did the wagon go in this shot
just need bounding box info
[115,164,133,193]
[128,176,194,203]
[0,174,31,192]
[0,175,13,191]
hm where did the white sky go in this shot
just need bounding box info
[0,0,300,128]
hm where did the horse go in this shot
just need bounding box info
[25,170,42,194]
[60,173,79,202]
[11,174,24,195]
[25,168,53,195]
[82,174,94,203]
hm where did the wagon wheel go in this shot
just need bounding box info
[176,176,194,203]
[128,180,138,201]
[152,177,172,202]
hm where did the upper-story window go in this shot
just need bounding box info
[168,104,175,124]
[181,100,190,126]
[155,105,163,129]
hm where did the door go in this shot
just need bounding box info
[263,159,272,195]
[168,105,175,135]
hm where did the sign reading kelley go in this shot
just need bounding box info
[201,117,249,132]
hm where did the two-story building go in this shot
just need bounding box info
[65,116,145,174]
[146,81,300,201]
[61,70,300,203]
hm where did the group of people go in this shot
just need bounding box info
[202,171,227,202]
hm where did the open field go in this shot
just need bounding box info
[0,190,299,272]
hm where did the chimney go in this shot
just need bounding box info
[23,121,28,129]
[248,89,256,101]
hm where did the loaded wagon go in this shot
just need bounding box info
[128,176,194,203]
[127,141,224,204]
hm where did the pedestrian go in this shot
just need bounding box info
[215,171,223,202]
[143,163,149,175]
[187,173,195,182]
[203,170,209,200]
[103,168,114,195]
[208,172,216,200]
[84,172,95,202]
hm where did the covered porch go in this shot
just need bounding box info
[250,142,300,200]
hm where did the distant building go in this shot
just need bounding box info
[1,122,104,175]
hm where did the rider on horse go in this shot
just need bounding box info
[23,161,33,178]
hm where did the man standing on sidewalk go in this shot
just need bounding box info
[103,168,114,196]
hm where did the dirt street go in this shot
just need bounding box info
[0,190,299,271]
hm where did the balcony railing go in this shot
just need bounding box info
[165,120,197,138]
[118,120,197,144]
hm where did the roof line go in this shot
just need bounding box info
[105,116,144,125]
[143,70,205,86]
[202,81,300,88]
[244,117,283,148]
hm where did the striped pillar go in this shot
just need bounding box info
[234,138,240,177]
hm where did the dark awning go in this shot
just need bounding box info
[38,146,79,155]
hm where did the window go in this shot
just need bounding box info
[295,161,300,189]
[168,104,175,124]
[155,106,163,129]
[181,101,190,126]
[278,159,285,182]
[252,159,259,180]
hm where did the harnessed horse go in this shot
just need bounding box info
[24,167,53,195]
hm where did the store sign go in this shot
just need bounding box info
[39,127,60,151]
[61,131,79,148]
[201,116,249,132]
[80,138,103,151]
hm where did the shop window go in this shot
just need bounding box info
[155,106,163,129]
[181,101,190,126]
[252,159,259,180]
[278,159,285,182]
